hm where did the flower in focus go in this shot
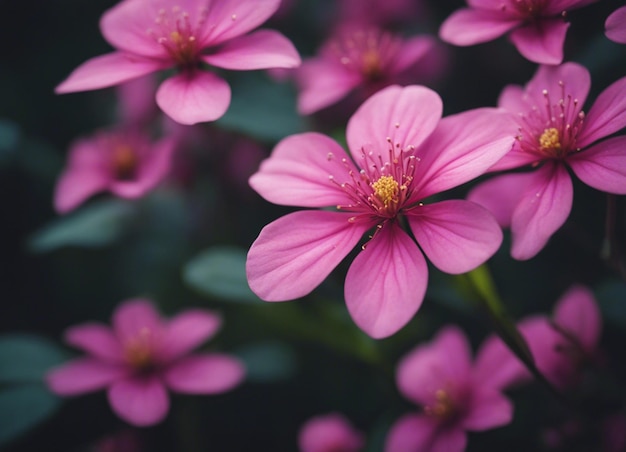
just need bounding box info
[55,0,301,125]
[247,85,514,338]
[474,285,602,391]
[605,6,626,44]
[468,62,626,260]
[385,326,514,452]
[46,299,245,426]
[439,0,597,64]
[298,413,364,452]
[296,26,437,115]
[54,128,176,213]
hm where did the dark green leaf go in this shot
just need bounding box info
[596,280,626,328]
[0,335,68,384]
[234,341,296,383]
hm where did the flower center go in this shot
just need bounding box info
[123,327,156,370]
[424,389,456,421]
[112,144,138,180]
[539,127,561,152]
[372,175,399,207]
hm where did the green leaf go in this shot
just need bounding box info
[217,73,308,142]
[596,280,626,328]
[28,199,134,253]
[183,247,259,303]
[0,118,20,165]
[0,335,68,384]
[233,341,296,383]
[0,384,62,446]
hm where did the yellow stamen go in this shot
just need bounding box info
[372,175,399,207]
[539,127,561,151]
[424,389,455,419]
[362,50,382,79]
[112,145,138,180]
[124,328,153,369]
[170,31,182,44]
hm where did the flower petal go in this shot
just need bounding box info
[389,35,435,75]
[163,354,245,394]
[158,310,222,361]
[156,71,231,125]
[385,414,438,452]
[606,6,626,44]
[107,376,169,426]
[345,224,428,339]
[397,326,472,405]
[299,413,364,452]
[64,323,124,363]
[510,162,573,260]
[46,358,128,396]
[204,0,282,45]
[247,211,370,301]
[112,298,164,344]
[509,19,569,65]
[203,30,300,70]
[54,164,110,214]
[462,387,513,431]
[568,136,626,194]
[414,108,515,199]
[296,59,360,115]
[56,52,166,94]
[439,9,520,46]
[577,76,626,148]
[553,285,602,354]
[473,333,531,390]
[525,62,590,110]
[346,85,442,164]
[249,133,355,208]
[408,200,503,274]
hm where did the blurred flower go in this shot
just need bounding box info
[335,0,425,29]
[247,85,514,338]
[46,299,245,426]
[54,128,176,213]
[94,429,143,452]
[296,26,436,115]
[603,413,626,452]
[468,62,626,260]
[298,413,365,452]
[55,0,301,125]
[605,6,626,44]
[116,75,159,127]
[474,285,602,390]
[385,326,513,452]
[439,0,597,64]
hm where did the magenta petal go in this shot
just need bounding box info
[510,163,573,260]
[467,172,534,228]
[64,323,123,363]
[107,376,169,426]
[415,108,515,199]
[606,6,626,44]
[577,76,626,148]
[427,427,468,452]
[299,413,364,452]
[346,85,442,163]
[345,224,428,339]
[462,387,513,431]
[527,62,590,109]
[54,165,109,214]
[553,285,602,354]
[509,19,569,64]
[568,136,626,194]
[389,36,434,75]
[163,354,245,394]
[408,200,502,274]
[249,133,355,208]
[203,30,300,70]
[296,59,360,114]
[56,52,165,94]
[473,334,531,390]
[159,310,222,361]
[439,9,520,45]
[46,358,128,396]
[247,211,370,301]
[385,414,438,452]
[204,0,282,45]
[112,298,164,344]
[156,71,231,125]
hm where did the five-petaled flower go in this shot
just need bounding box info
[439,0,597,64]
[385,326,514,452]
[246,85,514,338]
[468,62,626,260]
[46,299,245,426]
[55,0,301,125]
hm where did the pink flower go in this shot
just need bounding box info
[468,62,626,260]
[55,0,301,125]
[335,0,425,28]
[296,26,437,115]
[474,285,602,391]
[298,413,365,452]
[385,326,513,452]
[46,299,245,426]
[247,85,514,338]
[439,0,597,64]
[606,6,626,44]
[54,128,176,213]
